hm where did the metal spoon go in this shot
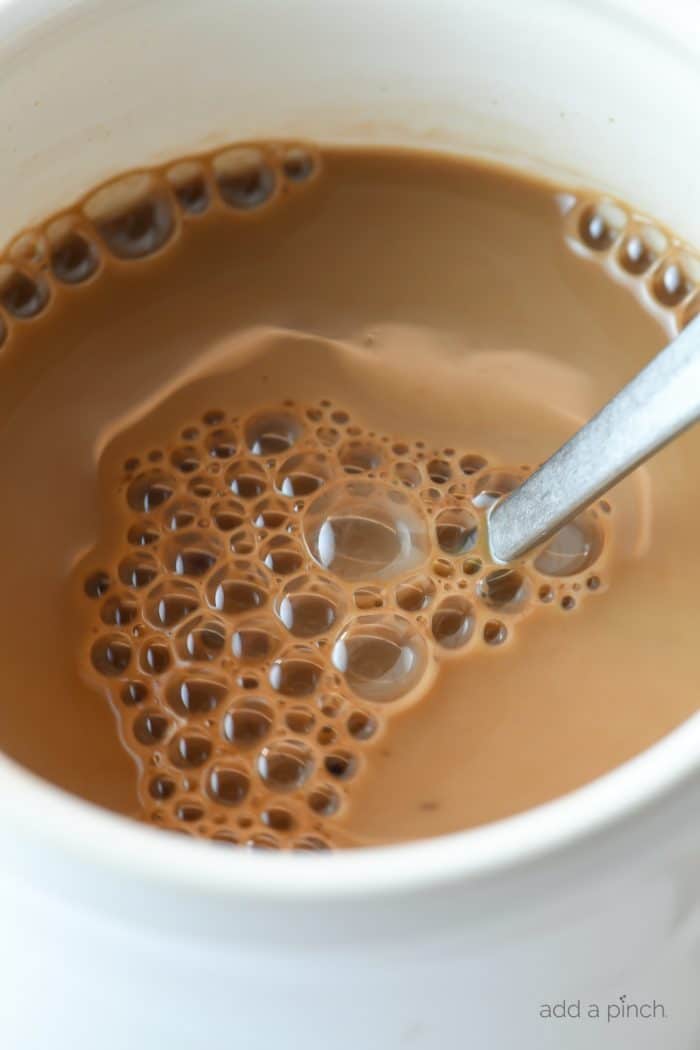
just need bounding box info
[487,316,700,564]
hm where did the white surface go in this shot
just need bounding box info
[0,1,698,1048]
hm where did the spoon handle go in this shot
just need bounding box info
[488,316,700,563]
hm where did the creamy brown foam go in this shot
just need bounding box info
[76,385,609,848]
[0,142,698,848]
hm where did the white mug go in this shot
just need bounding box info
[0,1,698,1047]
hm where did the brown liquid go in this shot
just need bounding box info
[0,143,697,848]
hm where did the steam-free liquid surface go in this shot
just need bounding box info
[0,143,697,848]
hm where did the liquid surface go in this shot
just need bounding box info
[0,143,698,848]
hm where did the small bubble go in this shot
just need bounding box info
[281,146,315,182]
[177,616,226,662]
[231,617,281,662]
[252,497,288,529]
[578,203,618,251]
[133,710,170,746]
[462,558,482,576]
[226,459,267,499]
[652,260,691,307]
[324,749,357,780]
[170,732,212,768]
[245,409,302,455]
[395,574,435,612]
[229,526,256,555]
[330,409,350,425]
[0,268,49,319]
[188,474,216,499]
[223,697,274,747]
[277,575,342,638]
[168,675,226,716]
[207,562,268,614]
[141,638,171,675]
[145,581,199,628]
[618,232,655,275]
[587,575,601,591]
[164,500,199,531]
[332,613,428,702]
[210,498,245,531]
[100,594,138,627]
[127,521,160,546]
[248,833,280,850]
[176,801,204,823]
[87,177,174,258]
[261,537,305,576]
[435,507,479,555]
[285,706,316,733]
[276,452,331,496]
[456,453,487,477]
[206,427,237,459]
[269,652,323,696]
[257,739,314,791]
[118,551,159,589]
[318,693,343,718]
[317,725,337,746]
[84,570,110,599]
[165,531,221,578]
[214,147,276,210]
[347,710,378,740]
[127,470,175,512]
[472,471,522,509]
[533,511,602,576]
[339,439,383,473]
[261,806,294,831]
[538,584,554,603]
[308,784,340,816]
[171,445,200,474]
[353,585,384,610]
[50,230,99,284]
[121,681,148,706]
[426,458,452,484]
[561,595,576,611]
[166,161,210,214]
[260,537,304,579]
[394,461,422,488]
[91,634,131,676]
[316,426,340,446]
[479,568,529,612]
[149,775,175,800]
[207,765,249,806]
[483,620,507,645]
[432,558,454,579]
[431,596,475,650]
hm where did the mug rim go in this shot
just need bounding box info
[1,713,698,900]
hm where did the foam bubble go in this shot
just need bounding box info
[435,507,478,555]
[207,765,249,806]
[0,266,49,319]
[533,512,602,576]
[245,408,302,455]
[431,596,475,650]
[91,634,131,676]
[50,230,100,284]
[257,738,314,791]
[231,617,281,662]
[304,479,429,582]
[269,649,323,696]
[127,470,176,512]
[276,574,343,638]
[478,568,529,611]
[85,175,175,259]
[226,459,267,499]
[167,675,226,716]
[332,613,428,702]
[223,697,274,747]
[206,561,269,614]
[276,452,331,496]
[213,147,276,211]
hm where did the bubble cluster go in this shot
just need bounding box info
[569,197,700,330]
[0,140,320,353]
[77,393,611,849]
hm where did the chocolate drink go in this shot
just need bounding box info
[0,143,697,848]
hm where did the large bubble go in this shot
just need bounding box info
[303,479,429,582]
